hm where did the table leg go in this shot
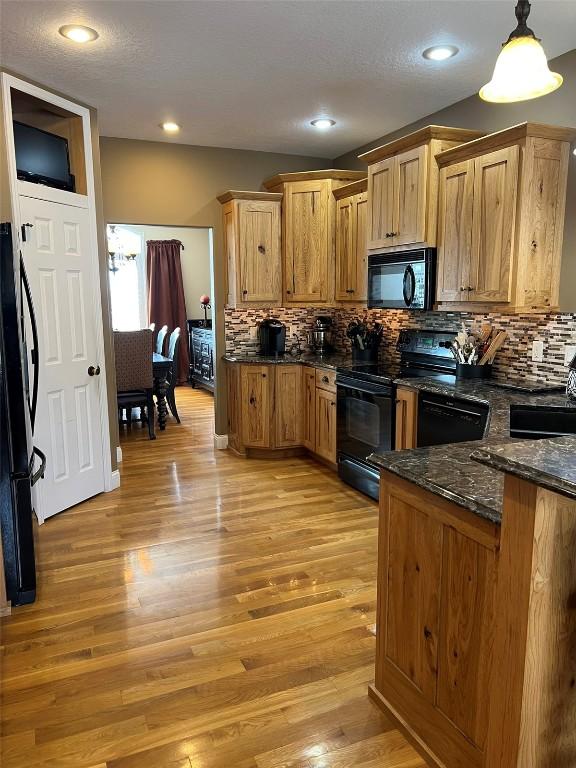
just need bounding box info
[155,374,169,430]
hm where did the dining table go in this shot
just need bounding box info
[153,352,172,430]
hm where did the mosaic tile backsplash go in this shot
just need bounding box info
[225,307,576,386]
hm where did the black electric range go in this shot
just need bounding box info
[336,329,457,500]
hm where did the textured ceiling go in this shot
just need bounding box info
[1,0,575,158]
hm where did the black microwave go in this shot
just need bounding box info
[367,248,436,310]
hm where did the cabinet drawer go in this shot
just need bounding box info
[315,368,336,392]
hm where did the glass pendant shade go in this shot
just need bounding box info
[480,36,563,102]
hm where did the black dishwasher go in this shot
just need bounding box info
[417,393,489,447]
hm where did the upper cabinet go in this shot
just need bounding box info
[263,170,364,304]
[360,126,484,253]
[334,178,368,302]
[436,123,576,313]
[218,190,282,308]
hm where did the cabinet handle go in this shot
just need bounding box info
[346,289,354,293]
[460,287,465,292]
[286,289,291,294]
[467,286,475,291]
[242,289,248,295]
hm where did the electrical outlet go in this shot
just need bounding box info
[531,340,544,363]
[564,344,576,366]
[249,325,258,340]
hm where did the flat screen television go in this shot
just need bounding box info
[13,121,75,193]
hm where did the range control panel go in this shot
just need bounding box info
[396,329,455,359]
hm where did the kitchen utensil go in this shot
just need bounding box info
[479,331,508,365]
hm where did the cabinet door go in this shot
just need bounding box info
[238,201,281,302]
[315,387,336,463]
[469,146,519,303]
[240,365,271,447]
[353,192,368,301]
[302,367,316,451]
[393,145,428,247]
[367,157,395,250]
[223,204,236,306]
[335,196,354,301]
[436,527,496,749]
[226,364,242,453]
[274,366,302,448]
[384,496,442,701]
[436,160,475,303]
[395,387,418,450]
[284,181,330,302]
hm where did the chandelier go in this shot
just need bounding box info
[107,225,138,273]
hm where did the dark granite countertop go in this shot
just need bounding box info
[223,352,353,370]
[371,378,575,524]
[472,436,576,502]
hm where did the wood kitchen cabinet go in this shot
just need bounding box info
[360,126,483,254]
[218,190,282,308]
[334,178,368,302]
[274,365,302,447]
[240,365,272,448]
[436,123,576,313]
[395,386,418,450]
[263,170,364,304]
[315,387,337,464]
[302,367,316,451]
[373,472,499,768]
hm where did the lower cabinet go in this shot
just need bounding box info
[315,387,337,463]
[395,386,418,450]
[227,362,337,464]
[374,472,499,767]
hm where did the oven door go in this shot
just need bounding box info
[337,377,394,462]
[367,250,434,310]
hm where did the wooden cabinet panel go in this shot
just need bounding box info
[274,366,302,448]
[367,157,395,250]
[385,497,442,700]
[335,196,354,301]
[353,192,368,301]
[437,160,474,303]
[315,387,336,463]
[315,367,336,392]
[284,181,330,302]
[302,367,316,451]
[437,527,496,749]
[395,387,418,450]
[238,201,281,302]
[469,146,518,303]
[226,363,242,454]
[394,145,428,247]
[240,365,271,448]
[223,206,236,306]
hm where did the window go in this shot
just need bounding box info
[107,225,147,330]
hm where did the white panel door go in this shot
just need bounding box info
[19,195,105,521]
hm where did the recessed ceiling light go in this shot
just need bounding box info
[59,24,99,43]
[161,122,181,133]
[311,118,336,130]
[422,45,459,61]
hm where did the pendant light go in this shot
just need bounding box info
[479,0,563,103]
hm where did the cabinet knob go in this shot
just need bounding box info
[331,401,335,407]
[242,290,248,295]
[262,373,266,378]
[346,289,354,294]
[322,375,329,383]
[460,287,465,292]
[467,286,475,291]
[257,244,266,254]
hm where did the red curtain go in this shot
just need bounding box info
[146,239,189,383]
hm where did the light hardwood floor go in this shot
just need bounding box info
[0,386,427,768]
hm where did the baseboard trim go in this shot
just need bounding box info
[116,446,123,464]
[106,470,121,492]
[214,433,229,450]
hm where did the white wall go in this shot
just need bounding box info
[112,223,212,323]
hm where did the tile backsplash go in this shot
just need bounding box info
[225,307,576,385]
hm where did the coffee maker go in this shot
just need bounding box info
[258,318,286,356]
[307,316,333,354]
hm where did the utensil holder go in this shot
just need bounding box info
[352,347,379,362]
[456,363,492,380]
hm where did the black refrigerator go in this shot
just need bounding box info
[0,221,45,605]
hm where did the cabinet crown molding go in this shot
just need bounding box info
[217,190,282,203]
[436,121,576,167]
[263,169,364,190]
[332,177,368,199]
[358,125,484,165]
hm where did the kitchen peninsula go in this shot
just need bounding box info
[369,392,576,768]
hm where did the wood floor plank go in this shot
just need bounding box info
[0,387,427,768]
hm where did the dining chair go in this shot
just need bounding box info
[166,327,181,424]
[155,324,168,355]
[114,329,155,440]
